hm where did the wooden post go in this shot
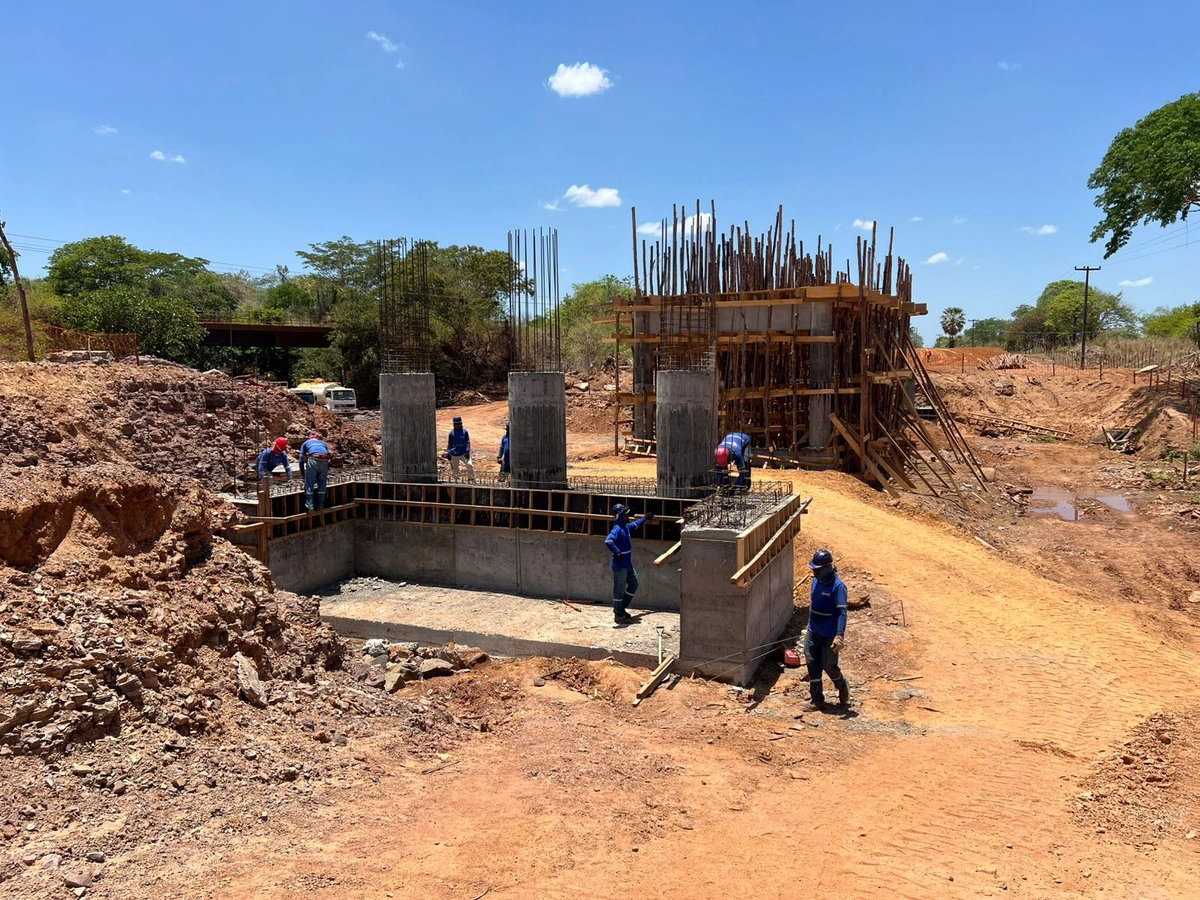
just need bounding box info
[0,216,36,362]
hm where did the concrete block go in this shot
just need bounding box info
[456,528,519,593]
[508,372,567,487]
[380,373,437,482]
[267,521,355,595]
[354,521,455,584]
[517,532,568,598]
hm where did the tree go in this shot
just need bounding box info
[1142,302,1200,348]
[1034,279,1138,343]
[1005,304,1054,352]
[1089,93,1200,257]
[933,336,951,349]
[560,275,633,371]
[962,317,1007,347]
[940,307,965,348]
[47,236,208,297]
[58,285,203,360]
[907,325,924,349]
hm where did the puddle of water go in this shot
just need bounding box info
[1028,488,1133,522]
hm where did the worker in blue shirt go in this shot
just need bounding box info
[299,433,331,511]
[497,421,511,483]
[803,549,850,710]
[714,432,752,488]
[604,504,655,624]
[445,415,475,482]
[257,437,292,481]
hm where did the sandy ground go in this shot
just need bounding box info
[8,364,1200,899]
[92,449,1200,899]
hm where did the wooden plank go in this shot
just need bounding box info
[830,414,900,499]
[632,654,676,707]
[653,541,682,567]
[730,499,811,589]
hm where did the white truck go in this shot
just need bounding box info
[293,381,357,414]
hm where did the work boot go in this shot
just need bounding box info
[835,677,850,707]
[807,681,825,711]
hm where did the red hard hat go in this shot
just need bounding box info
[273,437,288,452]
[714,446,731,467]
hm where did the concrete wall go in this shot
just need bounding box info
[267,521,356,595]
[352,520,680,608]
[508,372,567,488]
[656,370,718,499]
[808,302,833,450]
[380,373,437,482]
[677,525,795,685]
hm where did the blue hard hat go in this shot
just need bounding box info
[611,503,628,519]
[808,549,834,570]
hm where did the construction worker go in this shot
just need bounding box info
[714,432,752,489]
[299,433,331,511]
[604,504,655,624]
[445,415,474,482]
[803,549,850,711]
[256,437,292,481]
[497,421,511,483]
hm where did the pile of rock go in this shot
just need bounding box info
[360,640,489,693]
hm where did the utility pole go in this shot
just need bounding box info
[1075,265,1101,369]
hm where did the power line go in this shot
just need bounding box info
[3,232,277,273]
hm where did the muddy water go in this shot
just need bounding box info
[1029,487,1134,521]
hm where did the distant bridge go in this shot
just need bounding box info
[200,320,332,349]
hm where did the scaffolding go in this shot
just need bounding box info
[612,202,988,501]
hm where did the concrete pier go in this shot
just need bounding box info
[656,369,717,499]
[808,301,833,451]
[677,521,795,685]
[380,373,437,483]
[508,372,567,488]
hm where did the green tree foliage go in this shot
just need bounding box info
[1089,93,1200,257]
[933,335,951,349]
[47,236,208,298]
[939,307,966,348]
[1142,302,1200,348]
[58,285,203,359]
[962,317,1008,347]
[559,275,632,371]
[1004,280,1139,351]
[907,325,924,349]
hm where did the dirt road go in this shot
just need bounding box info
[114,457,1200,899]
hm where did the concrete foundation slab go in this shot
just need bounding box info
[319,577,679,669]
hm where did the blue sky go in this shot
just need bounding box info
[2,0,1198,342]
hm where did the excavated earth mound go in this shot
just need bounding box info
[0,360,378,490]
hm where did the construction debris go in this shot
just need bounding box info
[977,352,1030,371]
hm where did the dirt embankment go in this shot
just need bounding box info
[0,361,378,491]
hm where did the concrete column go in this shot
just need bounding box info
[677,522,795,686]
[808,301,833,450]
[380,373,437,483]
[508,372,567,488]
[656,369,717,499]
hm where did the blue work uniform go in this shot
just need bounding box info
[716,432,752,487]
[498,434,511,474]
[256,448,291,479]
[804,569,849,707]
[299,438,330,511]
[446,427,471,456]
[605,516,646,617]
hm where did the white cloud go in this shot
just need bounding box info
[94,125,118,136]
[909,216,923,223]
[952,215,967,225]
[150,150,185,164]
[563,184,621,208]
[637,212,713,236]
[1020,224,1058,236]
[955,257,965,266]
[923,252,950,265]
[1118,277,1153,287]
[150,150,165,160]
[367,31,398,53]
[834,223,843,231]
[540,200,561,211]
[170,154,185,164]
[547,62,612,98]
[998,61,1021,71]
[852,218,875,231]
[121,188,131,194]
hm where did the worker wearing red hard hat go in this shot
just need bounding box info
[713,432,752,489]
[256,437,293,481]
